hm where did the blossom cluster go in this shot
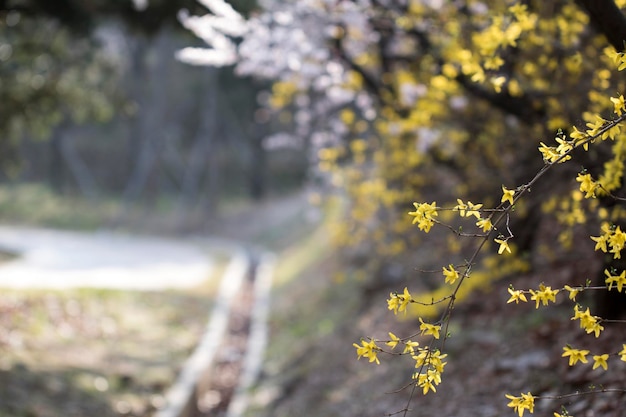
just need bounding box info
[365,106,626,416]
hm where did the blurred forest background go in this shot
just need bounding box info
[0,0,307,232]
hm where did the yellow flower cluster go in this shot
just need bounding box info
[476,217,494,232]
[495,237,512,255]
[538,141,571,164]
[465,4,537,91]
[505,392,535,417]
[529,283,559,308]
[561,346,610,371]
[571,305,604,338]
[353,338,381,364]
[358,329,448,395]
[268,80,299,109]
[419,317,441,339]
[563,285,581,301]
[604,269,626,292]
[453,199,483,218]
[562,345,589,366]
[501,186,516,205]
[387,287,412,315]
[538,97,626,167]
[606,48,626,71]
[506,287,527,304]
[442,264,459,285]
[610,94,626,115]
[576,172,597,198]
[349,8,626,417]
[591,223,626,259]
[408,201,438,232]
[413,348,447,394]
[506,284,560,307]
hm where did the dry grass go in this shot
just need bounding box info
[0,288,214,417]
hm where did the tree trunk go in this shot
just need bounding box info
[248,135,266,200]
[176,69,218,226]
[576,0,626,52]
[59,128,98,199]
[48,120,69,193]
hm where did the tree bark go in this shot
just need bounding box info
[48,120,69,193]
[59,128,98,199]
[176,69,218,225]
[576,0,626,318]
[577,0,626,52]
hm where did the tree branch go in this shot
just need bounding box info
[455,74,545,124]
[577,0,626,51]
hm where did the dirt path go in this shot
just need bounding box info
[0,225,279,417]
[0,226,213,290]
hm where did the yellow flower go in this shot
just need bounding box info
[611,94,626,116]
[555,136,573,155]
[387,295,401,314]
[562,346,590,366]
[576,173,597,198]
[454,199,468,217]
[507,287,528,304]
[353,339,381,364]
[403,339,420,354]
[592,353,609,370]
[508,3,528,17]
[605,47,626,70]
[429,349,448,373]
[386,332,401,350]
[564,285,580,301]
[495,237,512,254]
[608,226,626,258]
[465,201,483,218]
[442,264,460,285]
[412,348,429,367]
[505,392,535,417]
[591,234,608,253]
[538,142,561,163]
[415,370,440,394]
[586,116,607,138]
[484,56,504,70]
[408,201,438,233]
[501,186,515,205]
[529,283,559,308]
[605,269,626,292]
[619,344,626,362]
[570,125,589,149]
[419,318,441,339]
[412,347,446,394]
[571,305,603,337]
[387,287,412,315]
[453,198,483,219]
[491,75,506,93]
[476,217,493,232]
[588,321,604,338]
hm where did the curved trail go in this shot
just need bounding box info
[0,226,274,417]
[156,246,250,417]
[0,226,212,289]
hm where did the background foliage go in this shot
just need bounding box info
[0,0,306,231]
